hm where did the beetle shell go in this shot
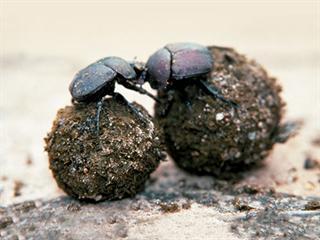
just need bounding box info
[165,42,206,52]
[69,63,116,102]
[146,42,213,89]
[145,48,171,89]
[170,48,213,80]
[99,56,136,79]
[69,57,136,102]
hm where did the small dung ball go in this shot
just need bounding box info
[45,98,165,201]
[155,46,286,177]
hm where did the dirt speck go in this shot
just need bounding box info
[312,136,320,146]
[67,202,81,212]
[26,154,33,166]
[1,176,8,181]
[304,201,320,210]
[159,202,180,213]
[182,201,191,210]
[233,197,255,211]
[12,201,36,213]
[13,180,24,197]
[107,215,118,224]
[0,216,13,229]
[304,157,319,170]
[235,184,274,195]
[130,201,142,211]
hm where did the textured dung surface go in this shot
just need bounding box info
[44,98,165,201]
[155,46,287,177]
[1,162,319,240]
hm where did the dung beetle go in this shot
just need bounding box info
[145,42,238,108]
[69,56,156,103]
[69,56,155,134]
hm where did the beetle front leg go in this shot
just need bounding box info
[120,80,160,102]
[199,80,238,108]
[112,92,148,126]
[95,100,103,136]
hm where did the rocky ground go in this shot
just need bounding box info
[1,161,320,240]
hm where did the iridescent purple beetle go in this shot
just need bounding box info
[145,43,237,107]
[146,42,213,89]
[69,43,237,133]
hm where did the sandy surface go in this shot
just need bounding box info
[0,1,319,239]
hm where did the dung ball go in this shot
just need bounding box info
[45,98,165,201]
[155,46,287,177]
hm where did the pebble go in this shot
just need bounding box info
[216,113,224,121]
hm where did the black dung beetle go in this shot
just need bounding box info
[69,56,155,134]
[69,56,156,103]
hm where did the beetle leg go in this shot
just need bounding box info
[158,83,192,116]
[199,80,238,108]
[178,87,193,112]
[112,92,148,126]
[95,100,103,136]
[120,80,160,102]
[171,82,193,112]
[157,89,175,117]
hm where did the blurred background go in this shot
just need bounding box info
[0,0,319,205]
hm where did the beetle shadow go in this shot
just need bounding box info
[139,159,268,205]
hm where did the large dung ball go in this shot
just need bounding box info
[155,46,285,177]
[45,98,165,201]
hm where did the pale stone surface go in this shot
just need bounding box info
[1,161,319,239]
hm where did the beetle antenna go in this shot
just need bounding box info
[129,60,147,84]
